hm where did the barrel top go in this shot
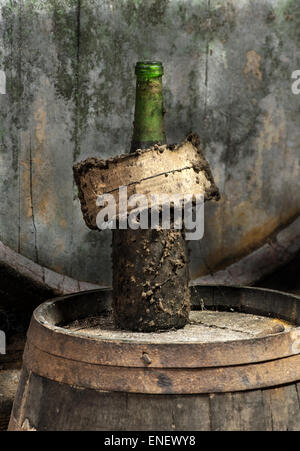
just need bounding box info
[63,310,293,344]
[23,285,300,394]
[28,285,300,366]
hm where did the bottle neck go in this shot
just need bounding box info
[130,75,166,153]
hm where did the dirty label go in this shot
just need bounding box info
[96,188,205,240]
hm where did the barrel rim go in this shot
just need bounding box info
[23,342,300,394]
[26,285,300,369]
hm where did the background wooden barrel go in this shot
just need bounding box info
[0,0,299,287]
[9,286,300,431]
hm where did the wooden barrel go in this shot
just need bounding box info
[9,285,300,431]
[0,0,300,287]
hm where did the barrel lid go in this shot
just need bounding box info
[24,286,300,394]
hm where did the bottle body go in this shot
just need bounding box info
[130,61,166,153]
[112,61,190,332]
[113,227,190,332]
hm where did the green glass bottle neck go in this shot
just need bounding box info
[135,61,164,80]
[131,63,166,153]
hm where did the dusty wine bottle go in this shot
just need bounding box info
[130,61,166,153]
[112,61,190,332]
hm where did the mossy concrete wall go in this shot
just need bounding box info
[0,0,299,285]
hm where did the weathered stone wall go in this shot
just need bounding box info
[0,0,299,286]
